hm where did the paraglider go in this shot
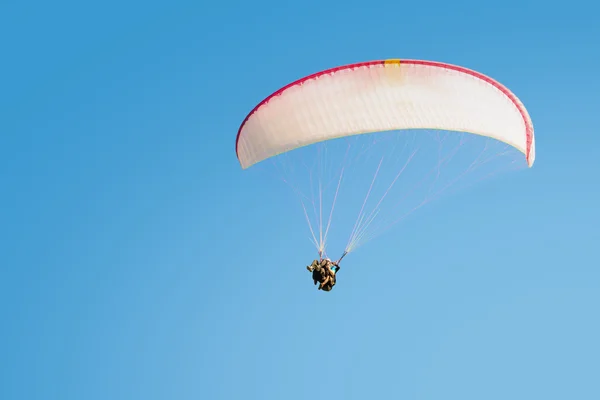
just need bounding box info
[235,59,535,292]
[307,258,341,291]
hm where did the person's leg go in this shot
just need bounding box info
[307,259,319,272]
[319,275,330,290]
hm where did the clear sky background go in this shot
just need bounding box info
[2,0,599,399]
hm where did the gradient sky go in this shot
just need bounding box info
[2,0,599,399]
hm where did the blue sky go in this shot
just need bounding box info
[1,0,599,399]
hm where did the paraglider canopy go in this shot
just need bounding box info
[236,59,534,170]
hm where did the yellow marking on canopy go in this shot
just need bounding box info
[384,59,401,65]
